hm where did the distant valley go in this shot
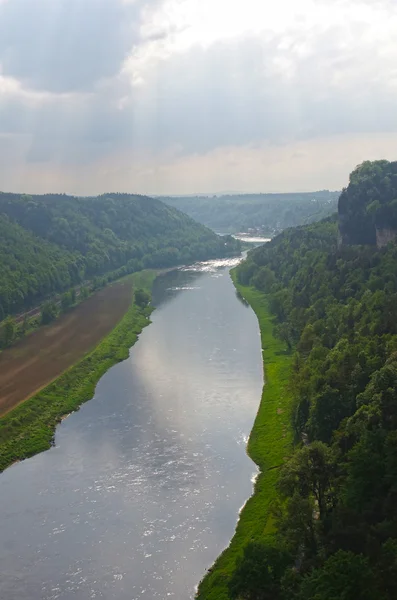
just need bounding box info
[161,191,339,236]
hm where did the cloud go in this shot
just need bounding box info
[0,0,141,92]
[3,133,397,196]
[111,24,397,155]
[0,0,396,193]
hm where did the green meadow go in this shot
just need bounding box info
[196,271,294,600]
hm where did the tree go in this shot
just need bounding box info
[41,300,58,325]
[276,492,318,558]
[237,260,257,285]
[134,288,150,308]
[61,291,73,312]
[298,551,382,600]
[21,315,29,335]
[1,316,16,347]
[229,543,292,600]
[278,442,336,521]
[252,266,276,292]
[273,322,293,350]
[377,539,397,600]
[80,286,89,300]
[298,324,317,354]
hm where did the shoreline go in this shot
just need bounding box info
[0,270,158,473]
[196,270,294,600]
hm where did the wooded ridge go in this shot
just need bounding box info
[0,191,240,321]
[202,161,397,600]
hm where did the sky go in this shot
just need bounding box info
[0,0,396,195]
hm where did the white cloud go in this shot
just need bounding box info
[0,0,395,193]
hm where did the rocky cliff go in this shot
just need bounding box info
[376,227,397,248]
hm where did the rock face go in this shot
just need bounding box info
[338,160,397,248]
[376,228,397,249]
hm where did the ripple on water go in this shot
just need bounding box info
[180,257,243,272]
[0,258,263,600]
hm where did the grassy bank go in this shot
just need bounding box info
[0,270,157,473]
[196,271,294,600]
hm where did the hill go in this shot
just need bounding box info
[200,163,397,599]
[0,192,240,317]
[161,191,339,235]
[339,160,397,247]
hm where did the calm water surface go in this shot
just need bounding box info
[0,258,263,600]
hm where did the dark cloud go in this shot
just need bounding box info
[0,0,141,92]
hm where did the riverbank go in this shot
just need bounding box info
[0,270,157,473]
[196,272,294,600]
[0,282,134,417]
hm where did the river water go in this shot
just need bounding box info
[0,258,263,600]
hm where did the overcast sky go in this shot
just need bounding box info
[0,0,396,195]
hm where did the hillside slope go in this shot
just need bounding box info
[199,164,397,599]
[0,192,239,317]
[0,214,80,319]
[161,191,339,234]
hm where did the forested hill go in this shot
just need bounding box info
[232,191,397,596]
[0,192,240,318]
[161,191,339,235]
[339,160,397,247]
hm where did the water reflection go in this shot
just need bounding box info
[235,289,249,307]
[233,235,271,244]
[0,258,263,600]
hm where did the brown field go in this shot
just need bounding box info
[0,282,132,416]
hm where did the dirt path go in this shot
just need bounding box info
[0,282,132,416]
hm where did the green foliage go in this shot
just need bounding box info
[0,191,241,320]
[162,191,339,235]
[134,288,150,308]
[80,286,89,300]
[40,300,58,325]
[229,543,292,600]
[297,551,381,600]
[201,163,397,600]
[278,442,336,521]
[0,316,16,348]
[61,290,74,311]
[339,160,397,245]
[0,214,77,316]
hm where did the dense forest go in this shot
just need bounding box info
[232,161,397,599]
[0,192,240,319]
[339,160,397,246]
[161,191,339,235]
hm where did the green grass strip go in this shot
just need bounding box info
[0,270,158,473]
[196,271,294,600]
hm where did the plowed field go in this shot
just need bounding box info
[0,282,132,416]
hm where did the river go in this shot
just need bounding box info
[0,258,263,600]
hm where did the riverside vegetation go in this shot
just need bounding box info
[0,270,156,473]
[198,161,397,600]
[196,277,294,600]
